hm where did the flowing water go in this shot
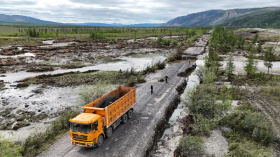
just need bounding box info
[1,54,166,83]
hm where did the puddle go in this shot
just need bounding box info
[40,41,77,48]
[42,40,54,45]
[0,53,35,58]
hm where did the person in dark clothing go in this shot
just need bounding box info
[150,85,153,94]
[165,76,169,83]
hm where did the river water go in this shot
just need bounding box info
[0,54,166,83]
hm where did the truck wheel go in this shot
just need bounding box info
[122,114,128,124]
[128,110,133,119]
[97,135,104,147]
[105,127,113,138]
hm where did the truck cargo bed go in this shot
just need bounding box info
[82,86,136,128]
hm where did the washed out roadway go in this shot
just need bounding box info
[38,62,196,157]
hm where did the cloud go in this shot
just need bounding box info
[0,0,279,24]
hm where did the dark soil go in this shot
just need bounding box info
[180,114,194,136]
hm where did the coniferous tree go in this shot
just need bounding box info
[264,47,275,74]
[245,48,258,78]
[257,43,262,53]
[225,53,235,80]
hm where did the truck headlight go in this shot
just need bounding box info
[88,143,93,147]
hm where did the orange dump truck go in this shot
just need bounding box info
[69,86,136,147]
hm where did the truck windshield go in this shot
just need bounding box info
[70,122,91,133]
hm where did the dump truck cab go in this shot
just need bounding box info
[69,113,104,147]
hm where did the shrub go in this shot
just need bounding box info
[141,61,166,75]
[194,66,206,83]
[178,136,204,157]
[223,131,273,157]
[224,109,273,145]
[185,84,217,119]
[155,61,166,70]
[191,115,217,136]
[217,85,236,102]
[203,70,217,84]
[236,102,257,112]
[22,110,79,156]
[0,136,22,157]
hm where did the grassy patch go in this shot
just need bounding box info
[231,73,280,103]
[221,108,273,145]
[177,135,205,157]
[0,25,210,46]
[21,110,79,157]
[260,86,280,103]
[0,136,22,157]
[23,60,167,87]
[223,131,273,157]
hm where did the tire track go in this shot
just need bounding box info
[247,97,280,156]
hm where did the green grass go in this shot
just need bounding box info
[0,136,22,157]
[21,111,79,157]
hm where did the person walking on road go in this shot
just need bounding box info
[150,85,153,94]
[165,76,169,83]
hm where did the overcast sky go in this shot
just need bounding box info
[0,0,279,24]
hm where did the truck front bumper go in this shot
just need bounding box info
[72,140,96,147]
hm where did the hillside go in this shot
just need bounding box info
[0,14,58,24]
[163,7,280,27]
[220,9,280,27]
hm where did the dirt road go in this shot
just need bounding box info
[38,62,196,157]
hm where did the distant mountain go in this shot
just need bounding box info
[126,23,162,27]
[219,9,280,27]
[163,7,280,27]
[69,23,124,27]
[0,14,161,27]
[0,14,59,24]
[69,23,161,27]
